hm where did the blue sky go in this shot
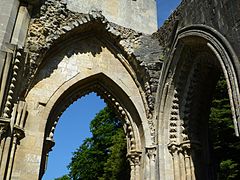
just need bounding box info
[157,0,181,26]
[43,1,181,179]
[43,93,106,180]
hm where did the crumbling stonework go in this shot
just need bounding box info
[0,0,239,179]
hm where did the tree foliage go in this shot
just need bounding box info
[209,74,240,179]
[55,175,70,180]
[58,106,130,180]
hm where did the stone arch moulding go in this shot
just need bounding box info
[159,24,240,136]
[14,28,156,179]
[39,73,145,179]
[25,0,155,121]
[156,24,240,180]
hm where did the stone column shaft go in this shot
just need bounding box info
[5,125,25,180]
[179,152,185,180]
[0,136,11,179]
[0,135,5,164]
[169,144,182,180]
[185,155,192,180]
[135,161,140,180]
[172,151,181,180]
[150,158,156,179]
[146,147,157,180]
[0,102,25,179]
[0,129,5,162]
[145,153,150,180]
[190,156,196,180]
[6,135,17,180]
[130,164,135,180]
[128,152,142,180]
[0,118,10,165]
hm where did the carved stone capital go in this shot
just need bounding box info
[128,151,142,166]
[168,142,180,154]
[13,125,25,142]
[146,146,156,160]
[179,140,191,156]
[180,140,191,150]
[179,140,202,156]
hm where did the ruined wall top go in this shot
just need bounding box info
[66,0,157,34]
[155,0,240,56]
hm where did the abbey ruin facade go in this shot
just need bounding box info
[0,0,239,179]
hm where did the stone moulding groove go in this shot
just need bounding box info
[101,38,152,118]
[3,49,24,119]
[175,25,240,136]
[160,25,240,140]
[45,82,139,153]
[168,49,193,147]
[100,38,156,141]
[178,58,202,142]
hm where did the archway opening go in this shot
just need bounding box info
[20,27,151,179]
[165,35,240,180]
[42,92,131,179]
[37,74,145,180]
[208,73,240,179]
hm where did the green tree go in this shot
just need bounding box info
[209,74,240,179]
[67,106,130,180]
[55,175,70,180]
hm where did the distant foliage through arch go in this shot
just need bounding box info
[209,74,240,179]
[55,106,130,180]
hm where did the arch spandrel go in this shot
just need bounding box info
[26,36,149,129]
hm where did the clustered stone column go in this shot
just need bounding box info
[0,117,11,179]
[0,101,27,180]
[168,140,201,180]
[146,147,157,180]
[127,148,157,180]
[128,151,142,180]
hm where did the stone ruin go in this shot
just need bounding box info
[0,0,239,179]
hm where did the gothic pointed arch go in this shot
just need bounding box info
[39,73,145,178]
[24,28,154,146]
[22,0,162,127]
[9,13,158,178]
[157,25,240,180]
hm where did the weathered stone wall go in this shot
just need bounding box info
[14,36,153,180]
[22,0,163,117]
[0,0,240,179]
[156,0,240,57]
[67,0,158,34]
